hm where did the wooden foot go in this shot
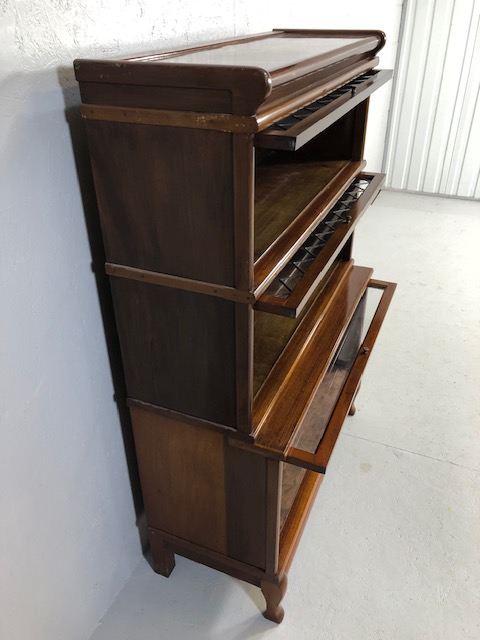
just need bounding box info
[261,574,288,623]
[148,528,176,577]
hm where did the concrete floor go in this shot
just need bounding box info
[89,191,480,640]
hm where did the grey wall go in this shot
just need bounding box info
[0,2,402,639]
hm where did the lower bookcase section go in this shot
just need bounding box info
[145,457,327,624]
[130,399,324,611]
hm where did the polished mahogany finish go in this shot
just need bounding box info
[75,29,395,623]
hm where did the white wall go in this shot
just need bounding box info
[0,3,402,639]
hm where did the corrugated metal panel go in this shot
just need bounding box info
[384,0,480,198]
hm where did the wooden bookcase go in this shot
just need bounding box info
[75,29,396,623]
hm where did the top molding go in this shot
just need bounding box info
[74,29,386,117]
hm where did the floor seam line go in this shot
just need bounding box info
[343,432,480,473]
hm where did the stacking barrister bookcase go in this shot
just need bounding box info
[75,29,396,623]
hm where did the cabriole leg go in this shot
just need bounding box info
[261,574,288,623]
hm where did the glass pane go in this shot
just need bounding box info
[291,285,384,454]
[280,463,307,530]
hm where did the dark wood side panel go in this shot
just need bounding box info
[86,121,235,285]
[110,278,237,426]
[130,407,227,554]
[224,444,267,569]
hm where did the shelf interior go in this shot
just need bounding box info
[254,155,349,260]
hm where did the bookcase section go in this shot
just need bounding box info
[75,28,396,624]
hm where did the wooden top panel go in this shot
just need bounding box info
[133,32,379,85]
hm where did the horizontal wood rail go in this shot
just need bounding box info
[105,263,255,303]
[82,104,257,133]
